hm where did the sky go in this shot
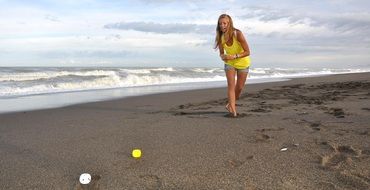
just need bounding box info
[0,0,369,68]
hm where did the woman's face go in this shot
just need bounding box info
[219,17,229,33]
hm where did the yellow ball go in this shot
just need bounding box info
[132,149,142,158]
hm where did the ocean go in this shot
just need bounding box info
[0,67,368,113]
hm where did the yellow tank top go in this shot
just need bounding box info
[222,33,251,69]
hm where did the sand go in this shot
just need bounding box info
[0,72,369,189]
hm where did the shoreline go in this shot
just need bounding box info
[1,69,370,114]
[1,72,369,189]
[0,78,281,115]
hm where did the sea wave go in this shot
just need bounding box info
[0,68,225,97]
[0,70,117,82]
[0,67,369,97]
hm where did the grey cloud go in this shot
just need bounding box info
[241,6,370,49]
[240,6,304,24]
[241,6,370,33]
[104,21,214,34]
[309,15,370,33]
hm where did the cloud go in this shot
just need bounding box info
[238,5,370,48]
[104,21,214,34]
[309,13,370,34]
[240,6,304,24]
[185,39,209,47]
[136,0,203,4]
[41,50,131,59]
[240,6,370,34]
[44,14,61,22]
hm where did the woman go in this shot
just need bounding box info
[215,14,251,117]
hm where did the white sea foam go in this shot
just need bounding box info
[150,67,175,72]
[191,68,223,73]
[0,70,117,82]
[0,67,369,97]
[0,67,226,97]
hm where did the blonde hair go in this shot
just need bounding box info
[214,14,235,50]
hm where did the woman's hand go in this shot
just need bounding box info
[220,54,235,61]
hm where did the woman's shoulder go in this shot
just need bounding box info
[234,29,246,41]
[234,29,244,36]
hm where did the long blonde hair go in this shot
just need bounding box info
[214,14,235,50]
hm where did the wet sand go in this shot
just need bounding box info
[0,72,369,189]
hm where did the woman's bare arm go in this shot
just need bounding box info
[236,30,250,58]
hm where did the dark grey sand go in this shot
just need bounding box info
[1,72,369,190]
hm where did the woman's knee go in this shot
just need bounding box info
[227,81,236,88]
[236,84,244,91]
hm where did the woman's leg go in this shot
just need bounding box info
[225,68,237,115]
[235,71,248,100]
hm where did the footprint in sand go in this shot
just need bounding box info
[318,146,370,190]
[320,144,360,169]
[227,159,245,168]
[316,181,336,190]
[297,119,322,131]
[178,104,191,109]
[336,145,360,156]
[321,154,350,169]
[255,134,271,143]
[226,156,253,168]
[357,130,369,136]
[188,115,209,118]
[281,84,305,89]
[256,127,285,132]
[249,107,271,113]
[361,149,370,155]
[361,107,370,111]
[336,170,370,189]
[309,122,321,131]
[139,175,162,189]
[193,106,212,110]
[325,108,346,118]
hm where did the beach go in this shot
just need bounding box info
[0,72,369,189]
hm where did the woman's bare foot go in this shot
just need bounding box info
[231,111,237,117]
[225,103,237,117]
[225,103,231,113]
[225,112,238,118]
